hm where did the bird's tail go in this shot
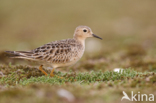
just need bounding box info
[5,51,34,60]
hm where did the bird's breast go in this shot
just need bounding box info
[50,45,85,68]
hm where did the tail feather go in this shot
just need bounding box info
[5,51,15,54]
[5,51,21,57]
[5,51,34,60]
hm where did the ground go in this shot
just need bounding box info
[0,0,156,103]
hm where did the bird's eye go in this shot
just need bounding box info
[83,29,87,32]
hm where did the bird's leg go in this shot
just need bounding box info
[50,68,55,77]
[50,68,64,79]
[39,65,48,76]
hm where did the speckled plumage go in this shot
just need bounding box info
[9,39,84,68]
[6,26,102,76]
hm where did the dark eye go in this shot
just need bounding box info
[83,29,87,32]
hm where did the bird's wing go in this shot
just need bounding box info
[32,39,74,63]
[6,39,77,63]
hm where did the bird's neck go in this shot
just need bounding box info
[73,36,86,47]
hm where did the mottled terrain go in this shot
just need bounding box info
[0,0,156,103]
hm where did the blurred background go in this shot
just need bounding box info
[0,1,156,103]
[0,0,156,72]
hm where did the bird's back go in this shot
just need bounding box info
[6,39,85,68]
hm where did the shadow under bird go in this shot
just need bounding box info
[6,26,102,77]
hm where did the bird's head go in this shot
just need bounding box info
[73,26,102,41]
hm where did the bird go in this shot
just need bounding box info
[5,26,102,77]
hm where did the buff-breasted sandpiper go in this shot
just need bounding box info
[6,26,102,77]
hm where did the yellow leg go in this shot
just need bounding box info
[39,65,48,76]
[50,68,55,77]
[50,68,64,78]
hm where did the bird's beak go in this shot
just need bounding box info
[92,34,102,40]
